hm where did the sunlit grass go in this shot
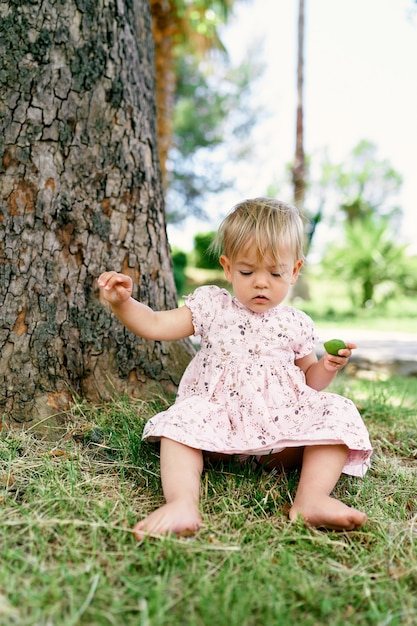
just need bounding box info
[1,374,417,625]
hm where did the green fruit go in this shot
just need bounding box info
[324,338,346,356]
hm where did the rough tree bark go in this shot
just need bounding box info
[0,0,194,432]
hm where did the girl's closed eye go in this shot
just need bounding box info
[239,270,252,276]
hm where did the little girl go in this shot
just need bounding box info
[98,198,372,539]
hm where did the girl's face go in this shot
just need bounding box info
[220,245,303,313]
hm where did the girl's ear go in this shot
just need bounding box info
[219,255,232,282]
[291,259,304,284]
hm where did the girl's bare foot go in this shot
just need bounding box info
[133,500,203,540]
[289,493,367,531]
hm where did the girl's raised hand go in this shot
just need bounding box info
[98,271,133,306]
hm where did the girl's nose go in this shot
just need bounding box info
[254,272,269,288]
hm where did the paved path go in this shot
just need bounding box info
[316,329,417,377]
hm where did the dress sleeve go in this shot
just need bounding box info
[292,310,319,359]
[184,285,223,337]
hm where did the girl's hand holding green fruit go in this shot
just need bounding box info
[324,339,347,356]
[322,338,357,373]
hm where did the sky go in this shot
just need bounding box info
[167,0,417,256]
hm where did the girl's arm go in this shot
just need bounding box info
[98,271,194,341]
[295,343,356,391]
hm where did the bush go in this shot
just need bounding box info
[171,248,188,294]
[194,231,219,269]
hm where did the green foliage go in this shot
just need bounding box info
[322,214,411,307]
[173,56,227,155]
[400,253,417,295]
[304,140,404,260]
[171,247,189,294]
[172,0,231,41]
[193,231,219,269]
[309,141,412,309]
[324,140,403,224]
[167,51,261,222]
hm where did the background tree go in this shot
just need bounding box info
[292,0,306,212]
[319,141,406,307]
[322,215,409,307]
[193,231,219,269]
[0,0,193,429]
[290,0,323,256]
[326,140,403,227]
[150,0,234,188]
[167,52,258,222]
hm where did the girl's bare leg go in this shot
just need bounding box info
[289,444,367,530]
[133,438,203,540]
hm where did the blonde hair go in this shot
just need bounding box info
[211,198,305,264]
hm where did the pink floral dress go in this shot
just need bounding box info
[142,286,372,477]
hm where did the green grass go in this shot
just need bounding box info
[1,375,417,625]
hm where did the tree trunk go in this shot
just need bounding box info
[150,0,177,190]
[291,0,310,301]
[0,0,194,433]
[292,0,306,211]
